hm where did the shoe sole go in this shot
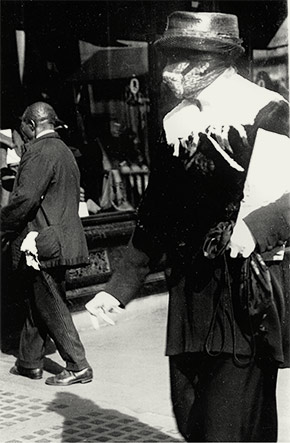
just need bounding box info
[45,378,93,386]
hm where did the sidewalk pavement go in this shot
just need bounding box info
[0,293,183,443]
[0,293,289,443]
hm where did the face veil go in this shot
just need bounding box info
[162,53,231,100]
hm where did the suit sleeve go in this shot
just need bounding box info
[105,147,177,306]
[244,192,290,253]
[105,236,163,307]
[105,171,169,307]
[1,148,54,233]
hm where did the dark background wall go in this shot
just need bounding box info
[1,0,287,130]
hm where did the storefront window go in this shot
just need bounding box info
[68,40,150,217]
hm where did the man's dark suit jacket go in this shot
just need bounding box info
[1,132,89,269]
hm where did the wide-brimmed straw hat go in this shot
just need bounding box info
[154,11,245,58]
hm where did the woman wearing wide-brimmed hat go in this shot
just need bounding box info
[86,11,290,442]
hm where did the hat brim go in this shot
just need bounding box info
[154,35,245,57]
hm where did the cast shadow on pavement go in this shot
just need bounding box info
[46,391,183,442]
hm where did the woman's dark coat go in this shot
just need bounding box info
[105,77,290,368]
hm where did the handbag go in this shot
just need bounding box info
[203,221,275,365]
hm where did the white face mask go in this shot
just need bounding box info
[162,56,227,100]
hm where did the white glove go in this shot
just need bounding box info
[20,231,41,270]
[229,219,256,258]
[85,291,123,327]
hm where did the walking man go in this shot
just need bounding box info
[1,101,93,386]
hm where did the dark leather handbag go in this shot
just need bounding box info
[203,220,274,318]
[203,221,275,365]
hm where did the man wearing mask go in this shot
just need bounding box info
[86,12,290,442]
[1,102,93,386]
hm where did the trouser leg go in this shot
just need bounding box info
[17,292,47,369]
[169,352,278,442]
[18,268,89,372]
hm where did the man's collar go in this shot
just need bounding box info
[36,129,56,138]
[25,130,60,149]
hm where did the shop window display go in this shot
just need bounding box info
[70,71,150,216]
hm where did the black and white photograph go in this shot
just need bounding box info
[1,1,289,442]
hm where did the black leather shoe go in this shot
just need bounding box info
[45,367,93,386]
[10,365,43,380]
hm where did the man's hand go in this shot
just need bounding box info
[85,291,123,327]
[229,219,256,258]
